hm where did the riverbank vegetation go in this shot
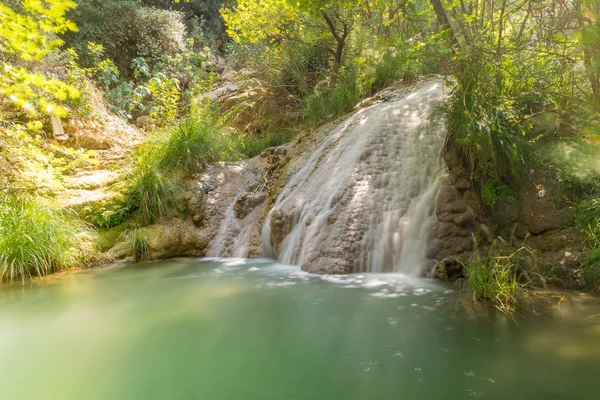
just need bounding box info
[1,0,600,299]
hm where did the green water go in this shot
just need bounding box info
[1,259,599,399]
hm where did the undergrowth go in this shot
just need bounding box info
[125,164,182,225]
[239,130,294,158]
[0,195,95,283]
[461,242,533,317]
[157,117,241,174]
[123,227,150,262]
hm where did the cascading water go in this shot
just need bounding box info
[262,79,447,275]
[208,193,263,258]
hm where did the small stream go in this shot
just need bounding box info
[1,259,598,399]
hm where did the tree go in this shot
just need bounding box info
[222,0,359,67]
[0,0,80,117]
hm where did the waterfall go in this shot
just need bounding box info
[208,193,262,258]
[261,79,447,275]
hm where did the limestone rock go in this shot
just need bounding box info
[234,192,266,219]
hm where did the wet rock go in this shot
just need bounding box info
[437,185,459,204]
[144,220,212,259]
[233,192,266,219]
[187,191,206,227]
[303,257,354,274]
[436,222,470,239]
[433,257,464,281]
[451,208,475,226]
[269,206,298,252]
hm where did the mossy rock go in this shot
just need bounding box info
[67,191,125,224]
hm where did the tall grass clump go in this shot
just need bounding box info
[240,130,294,158]
[123,227,150,262]
[462,243,532,317]
[445,81,528,185]
[0,195,95,283]
[158,117,240,174]
[126,165,182,224]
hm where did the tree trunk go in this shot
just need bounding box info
[430,0,460,50]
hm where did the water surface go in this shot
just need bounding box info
[1,258,598,399]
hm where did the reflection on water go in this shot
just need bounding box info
[0,258,598,400]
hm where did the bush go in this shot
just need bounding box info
[481,180,513,207]
[0,195,95,282]
[583,248,600,292]
[574,197,600,248]
[65,1,186,76]
[445,74,529,184]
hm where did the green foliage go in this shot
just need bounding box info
[305,68,361,123]
[222,0,440,126]
[575,197,600,248]
[0,195,95,283]
[126,164,182,225]
[92,206,132,229]
[64,1,186,76]
[0,0,79,117]
[445,72,529,184]
[481,180,513,207]
[441,0,600,191]
[123,226,150,262]
[583,248,600,292]
[239,130,294,158]
[149,116,241,174]
[96,225,128,252]
[463,244,532,317]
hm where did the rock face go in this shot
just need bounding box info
[144,219,213,259]
[106,156,271,261]
[427,182,476,263]
[263,79,448,274]
[234,192,266,219]
[430,153,585,286]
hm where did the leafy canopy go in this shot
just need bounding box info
[0,0,80,117]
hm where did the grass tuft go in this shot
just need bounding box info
[461,242,532,317]
[123,227,150,262]
[0,195,96,283]
[125,165,182,225]
[158,117,240,174]
[239,130,294,158]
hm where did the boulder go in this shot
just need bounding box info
[433,257,464,281]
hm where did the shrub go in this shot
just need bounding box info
[0,195,95,283]
[65,1,186,76]
[481,180,513,207]
[304,68,361,124]
[574,197,600,248]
